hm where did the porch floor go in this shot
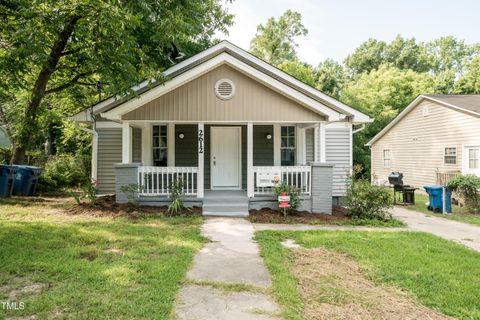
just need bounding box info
[203,190,249,217]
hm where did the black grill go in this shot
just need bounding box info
[388,172,416,205]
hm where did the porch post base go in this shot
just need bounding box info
[310,162,334,214]
[114,163,141,203]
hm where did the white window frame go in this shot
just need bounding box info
[462,145,480,176]
[383,149,390,168]
[280,125,296,166]
[152,124,168,167]
[444,147,457,165]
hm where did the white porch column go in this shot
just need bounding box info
[91,131,98,180]
[273,124,281,166]
[296,126,305,165]
[247,122,254,198]
[197,123,204,198]
[122,121,132,163]
[167,123,175,166]
[320,122,326,162]
[141,123,152,166]
[314,124,320,163]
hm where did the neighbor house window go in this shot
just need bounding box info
[444,147,457,164]
[469,148,479,169]
[383,149,390,167]
[281,126,296,165]
[152,125,167,166]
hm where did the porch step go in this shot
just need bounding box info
[203,191,249,217]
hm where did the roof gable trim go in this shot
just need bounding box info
[101,52,342,121]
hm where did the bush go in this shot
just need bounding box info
[71,179,98,206]
[167,178,186,216]
[38,154,89,191]
[346,178,393,221]
[447,175,480,214]
[273,181,300,216]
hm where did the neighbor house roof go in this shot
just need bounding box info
[71,41,372,124]
[366,94,480,146]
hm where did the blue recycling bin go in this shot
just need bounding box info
[13,166,42,196]
[424,185,452,213]
[0,165,17,197]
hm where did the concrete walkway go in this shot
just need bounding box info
[174,218,280,320]
[392,206,480,252]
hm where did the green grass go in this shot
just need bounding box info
[256,230,480,320]
[396,190,480,226]
[0,197,205,319]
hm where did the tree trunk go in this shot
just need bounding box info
[10,15,81,164]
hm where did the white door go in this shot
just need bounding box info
[211,127,241,189]
[463,146,480,176]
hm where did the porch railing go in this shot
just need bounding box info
[253,166,311,196]
[138,166,198,196]
[435,170,461,186]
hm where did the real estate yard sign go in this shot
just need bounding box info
[256,168,281,187]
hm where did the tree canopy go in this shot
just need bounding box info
[250,10,307,65]
[0,0,233,163]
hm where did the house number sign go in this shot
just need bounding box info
[198,129,204,154]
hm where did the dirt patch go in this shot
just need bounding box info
[248,206,349,224]
[68,195,202,218]
[292,248,452,320]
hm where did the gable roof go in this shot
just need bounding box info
[366,94,480,146]
[71,41,372,124]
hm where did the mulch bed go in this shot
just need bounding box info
[68,195,202,219]
[248,206,349,224]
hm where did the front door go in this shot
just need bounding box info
[464,146,480,176]
[211,127,241,189]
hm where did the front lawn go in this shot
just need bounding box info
[256,230,480,320]
[397,191,480,226]
[0,197,205,319]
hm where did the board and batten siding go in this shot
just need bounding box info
[132,127,142,163]
[325,123,351,197]
[122,64,326,122]
[97,127,122,194]
[371,99,480,188]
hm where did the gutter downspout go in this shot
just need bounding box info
[77,126,98,181]
[352,123,366,134]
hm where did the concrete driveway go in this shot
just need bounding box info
[392,206,480,252]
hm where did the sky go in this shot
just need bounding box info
[219,0,480,66]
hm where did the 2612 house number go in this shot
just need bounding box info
[198,129,204,154]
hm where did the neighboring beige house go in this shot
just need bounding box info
[71,41,372,216]
[367,94,480,188]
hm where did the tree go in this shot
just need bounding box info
[342,64,435,173]
[315,59,346,98]
[454,55,480,93]
[250,10,307,65]
[344,39,387,74]
[277,60,316,86]
[0,0,233,163]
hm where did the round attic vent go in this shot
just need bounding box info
[214,79,235,100]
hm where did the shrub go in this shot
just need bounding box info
[447,175,480,214]
[167,178,186,216]
[71,179,98,206]
[346,178,393,221]
[273,181,300,216]
[120,184,140,205]
[38,154,89,191]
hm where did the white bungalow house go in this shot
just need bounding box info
[71,41,372,216]
[367,94,480,188]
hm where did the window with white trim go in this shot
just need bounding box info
[444,147,457,164]
[468,148,479,169]
[383,149,390,168]
[152,125,167,166]
[281,126,296,166]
